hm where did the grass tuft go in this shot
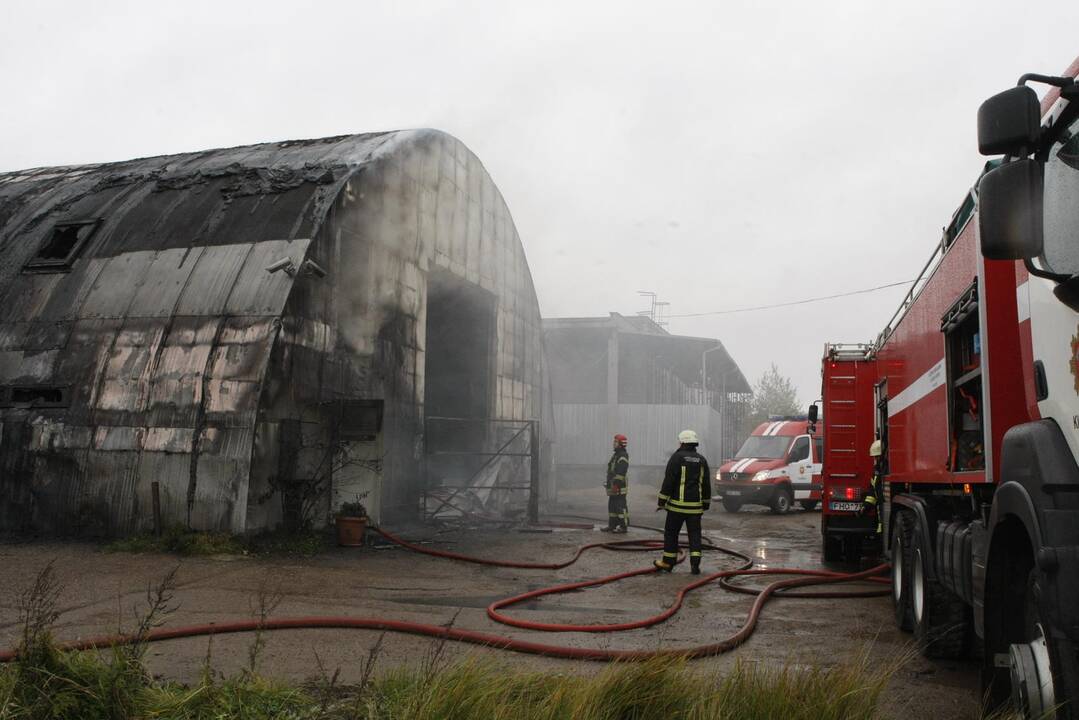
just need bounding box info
[104,526,328,557]
[0,564,923,720]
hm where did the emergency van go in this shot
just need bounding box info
[712,418,822,513]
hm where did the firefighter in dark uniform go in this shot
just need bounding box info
[602,434,630,533]
[654,429,711,574]
[861,438,884,538]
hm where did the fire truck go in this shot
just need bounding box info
[712,418,822,514]
[831,58,1079,717]
[819,344,879,563]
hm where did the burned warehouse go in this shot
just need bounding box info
[0,130,551,536]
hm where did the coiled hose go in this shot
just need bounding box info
[0,521,890,663]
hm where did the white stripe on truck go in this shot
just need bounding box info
[888,359,946,417]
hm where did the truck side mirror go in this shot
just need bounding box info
[807,404,818,424]
[978,86,1041,157]
[978,158,1044,260]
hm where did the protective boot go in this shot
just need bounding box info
[653,558,673,572]
[690,558,701,575]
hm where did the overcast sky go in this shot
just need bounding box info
[1,1,1076,403]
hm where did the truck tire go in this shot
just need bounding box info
[722,498,742,513]
[770,487,793,514]
[891,510,915,632]
[800,500,819,511]
[1007,568,1079,719]
[911,526,967,658]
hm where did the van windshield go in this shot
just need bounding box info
[733,435,791,459]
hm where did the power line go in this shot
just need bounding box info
[666,279,915,319]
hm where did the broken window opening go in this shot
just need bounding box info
[24,220,99,272]
[0,385,70,408]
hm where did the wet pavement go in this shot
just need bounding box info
[0,482,981,718]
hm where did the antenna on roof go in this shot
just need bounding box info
[637,291,670,328]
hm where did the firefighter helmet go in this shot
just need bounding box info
[869,439,883,457]
[613,433,628,447]
[678,429,699,444]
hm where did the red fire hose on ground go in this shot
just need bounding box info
[0,522,890,663]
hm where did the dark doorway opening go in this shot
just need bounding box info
[424,271,495,481]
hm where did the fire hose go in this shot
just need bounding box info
[0,522,890,663]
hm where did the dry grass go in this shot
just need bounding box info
[0,564,953,720]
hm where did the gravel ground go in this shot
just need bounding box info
[0,482,981,718]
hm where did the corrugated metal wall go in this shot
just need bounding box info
[553,403,722,469]
[0,131,552,536]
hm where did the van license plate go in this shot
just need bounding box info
[829,501,861,512]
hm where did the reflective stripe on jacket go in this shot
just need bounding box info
[606,448,629,496]
[657,447,711,514]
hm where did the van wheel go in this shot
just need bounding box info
[891,510,914,632]
[722,498,742,513]
[770,488,793,514]
[911,525,968,658]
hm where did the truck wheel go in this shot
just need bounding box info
[722,498,742,513]
[770,488,793,514]
[911,526,968,658]
[799,500,819,511]
[1007,568,1079,720]
[823,533,843,563]
[891,510,915,632]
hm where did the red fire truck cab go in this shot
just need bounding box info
[819,344,879,563]
[713,418,822,513]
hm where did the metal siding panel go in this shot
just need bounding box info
[145,317,219,427]
[190,426,252,532]
[79,251,157,319]
[204,317,276,424]
[127,247,206,317]
[224,239,309,316]
[38,258,109,322]
[0,273,65,323]
[0,348,59,383]
[94,320,167,418]
[135,452,189,529]
[174,244,253,316]
[553,403,719,468]
[55,319,121,423]
[77,449,140,535]
[0,323,30,351]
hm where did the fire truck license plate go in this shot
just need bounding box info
[725,490,741,496]
[829,501,861,512]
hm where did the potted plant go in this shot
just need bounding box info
[335,499,369,547]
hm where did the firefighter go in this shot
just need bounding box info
[654,429,711,574]
[861,438,884,537]
[601,434,630,533]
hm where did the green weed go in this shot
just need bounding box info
[104,526,328,557]
[0,564,934,720]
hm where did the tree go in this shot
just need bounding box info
[741,364,801,437]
